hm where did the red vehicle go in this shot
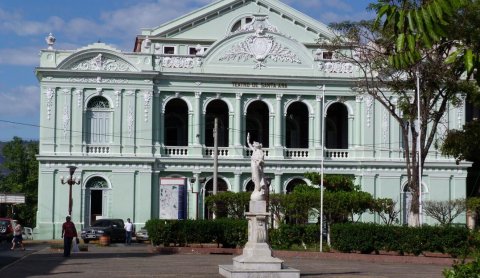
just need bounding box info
[0,218,14,242]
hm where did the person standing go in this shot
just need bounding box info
[61,216,77,257]
[11,222,25,251]
[124,218,133,245]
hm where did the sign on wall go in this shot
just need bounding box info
[159,178,187,220]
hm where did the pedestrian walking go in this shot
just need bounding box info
[11,222,25,251]
[61,216,77,257]
[124,218,134,245]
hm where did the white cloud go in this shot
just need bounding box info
[0,47,40,66]
[0,86,40,117]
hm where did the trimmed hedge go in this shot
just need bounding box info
[145,219,248,248]
[331,223,472,257]
[268,224,320,249]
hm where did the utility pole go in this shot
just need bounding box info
[213,117,219,195]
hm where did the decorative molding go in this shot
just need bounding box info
[236,92,243,100]
[74,89,83,108]
[71,54,133,71]
[219,19,301,69]
[276,94,283,101]
[215,93,221,99]
[67,77,128,84]
[143,91,153,122]
[382,108,389,144]
[195,91,202,98]
[317,61,355,74]
[336,96,345,103]
[62,88,71,95]
[160,56,202,68]
[63,95,70,140]
[355,95,363,102]
[114,90,121,108]
[365,95,374,128]
[45,88,55,120]
[438,112,448,140]
[316,95,323,102]
[127,102,134,139]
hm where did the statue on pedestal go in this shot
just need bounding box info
[247,133,266,201]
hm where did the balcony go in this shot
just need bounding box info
[86,145,110,155]
[205,147,230,157]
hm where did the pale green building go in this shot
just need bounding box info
[35,0,468,239]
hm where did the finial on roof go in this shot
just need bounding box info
[45,33,56,50]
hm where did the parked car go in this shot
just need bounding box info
[0,218,14,242]
[135,227,149,243]
[81,219,125,243]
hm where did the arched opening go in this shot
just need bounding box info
[286,102,309,148]
[205,99,229,147]
[286,178,307,194]
[326,103,348,149]
[204,178,229,219]
[246,101,269,147]
[85,177,109,226]
[164,99,188,146]
[86,96,112,144]
[230,16,253,32]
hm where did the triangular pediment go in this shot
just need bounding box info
[141,0,333,44]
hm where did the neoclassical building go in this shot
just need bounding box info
[35,0,468,239]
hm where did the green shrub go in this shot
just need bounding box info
[145,218,247,248]
[443,257,480,278]
[331,223,472,257]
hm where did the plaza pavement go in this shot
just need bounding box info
[0,241,454,278]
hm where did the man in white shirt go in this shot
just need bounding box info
[124,218,134,245]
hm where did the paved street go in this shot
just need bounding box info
[0,242,451,278]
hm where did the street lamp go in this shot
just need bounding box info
[60,166,81,216]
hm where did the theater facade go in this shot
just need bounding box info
[35,0,468,239]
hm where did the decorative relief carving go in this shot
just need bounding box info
[438,112,448,140]
[355,95,363,102]
[317,61,355,74]
[382,108,389,144]
[365,95,374,128]
[67,77,128,84]
[45,88,55,120]
[160,56,202,68]
[143,91,153,122]
[74,89,83,108]
[236,92,242,99]
[62,88,70,95]
[195,91,202,98]
[114,90,121,108]
[71,54,133,71]
[316,95,323,102]
[219,23,301,69]
[128,102,134,139]
[63,95,70,140]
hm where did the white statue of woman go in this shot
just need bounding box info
[247,133,265,201]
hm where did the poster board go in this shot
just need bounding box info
[159,178,187,220]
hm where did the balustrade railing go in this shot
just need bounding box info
[164,146,188,156]
[86,145,110,155]
[285,149,309,158]
[205,147,229,157]
[245,148,270,157]
[325,150,349,159]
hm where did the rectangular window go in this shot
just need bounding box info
[163,46,176,55]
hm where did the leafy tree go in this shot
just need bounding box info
[205,191,250,219]
[328,11,478,225]
[0,137,38,227]
[372,198,401,225]
[372,0,479,81]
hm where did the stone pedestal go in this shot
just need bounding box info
[219,200,300,278]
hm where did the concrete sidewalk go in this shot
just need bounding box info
[0,243,452,277]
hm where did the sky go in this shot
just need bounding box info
[0,0,373,141]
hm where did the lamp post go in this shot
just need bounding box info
[60,166,81,217]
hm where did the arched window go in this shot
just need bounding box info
[205,99,229,147]
[286,102,309,148]
[246,101,269,148]
[230,17,253,32]
[164,98,189,146]
[85,176,109,226]
[204,178,229,219]
[325,103,348,149]
[86,96,112,144]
